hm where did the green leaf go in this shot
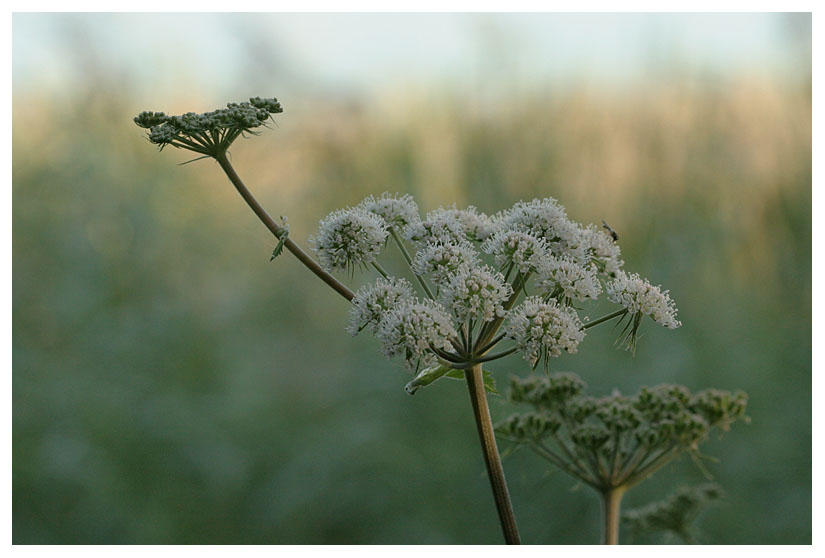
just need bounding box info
[270,229,289,261]
[404,365,451,395]
[404,365,498,395]
[444,368,499,395]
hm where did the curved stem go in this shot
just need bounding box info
[215,153,355,302]
[465,364,521,544]
[602,486,626,545]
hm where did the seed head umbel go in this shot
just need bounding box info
[134,97,283,157]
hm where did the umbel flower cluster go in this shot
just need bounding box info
[621,483,724,544]
[312,193,681,379]
[495,374,748,491]
[134,97,283,157]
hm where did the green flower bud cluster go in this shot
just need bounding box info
[621,483,723,543]
[496,373,747,490]
[134,97,283,157]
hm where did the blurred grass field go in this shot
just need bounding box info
[12,20,810,543]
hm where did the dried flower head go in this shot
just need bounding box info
[440,265,513,322]
[504,296,586,368]
[310,207,389,273]
[348,277,416,335]
[134,97,283,156]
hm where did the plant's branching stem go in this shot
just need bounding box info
[582,309,628,330]
[468,346,518,364]
[215,153,355,301]
[549,432,595,482]
[624,447,680,488]
[464,364,521,544]
[475,333,506,356]
[474,271,530,351]
[372,262,390,278]
[530,441,597,486]
[388,227,435,299]
[536,440,598,486]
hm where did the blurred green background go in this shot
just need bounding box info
[13,13,811,544]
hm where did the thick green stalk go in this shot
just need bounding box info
[602,486,626,545]
[215,153,355,302]
[465,364,521,544]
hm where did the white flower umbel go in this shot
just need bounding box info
[440,265,513,323]
[481,229,549,274]
[456,206,496,241]
[358,192,421,229]
[404,206,467,245]
[310,207,389,272]
[583,224,624,277]
[536,255,602,303]
[504,296,586,368]
[412,239,481,283]
[499,198,589,261]
[606,272,681,329]
[348,277,416,335]
[376,298,459,370]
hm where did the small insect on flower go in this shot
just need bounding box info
[602,220,619,242]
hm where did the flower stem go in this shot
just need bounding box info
[582,308,627,330]
[465,364,521,544]
[602,486,626,545]
[388,227,436,299]
[214,153,355,302]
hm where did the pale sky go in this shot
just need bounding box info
[12,13,811,98]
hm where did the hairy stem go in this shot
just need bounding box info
[602,486,626,545]
[465,364,521,544]
[215,153,354,302]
